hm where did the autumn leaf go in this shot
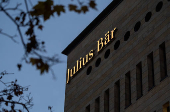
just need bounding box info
[11,105,14,110]
[38,25,43,30]
[7,95,13,100]
[53,5,65,16]
[30,58,49,74]
[5,102,8,106]
[89,1,97,10]
[15,16,20,21]
[30,2,45,16]
[2,109,8,112]
[30,58,38,65]
[26,43,32,53]
[69,4,77,11]
[40,63,49,74]
[26,35,38,52]
[18,91,23,95]
[20,13,26,25]
[0,97,4,101]
[25,26,34,36]
[17,64,22,71]
[35,17,40,25]
[30,0,54,21]
[81,6,88,13]
[42,41,45,44]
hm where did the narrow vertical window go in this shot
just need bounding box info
[125,71,131,108]
[136,62,143,99]
[163,102,169,112]
[147,52,155,90]
[95,97,100,112]
[104,89,109,112]
[159,42,167,81]
[114,80,120,112]
[86,105,90,112]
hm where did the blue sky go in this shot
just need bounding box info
[0,0,112,111]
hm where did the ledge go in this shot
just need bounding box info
[62,0,124,56]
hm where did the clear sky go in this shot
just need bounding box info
[0,0,112,111]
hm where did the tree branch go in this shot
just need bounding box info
[0,5,26,48]
[0,30,18,43]
[0,100,30,112]
[4,3,22,11]
[25,0,31,20]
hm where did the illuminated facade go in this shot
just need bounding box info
[62,0,170,111]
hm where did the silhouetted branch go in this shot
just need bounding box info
[0,100,30,112]
[0,0,97,75]
[25,0,30,19]
[5,3,22,11]
[0,71,33,112]
[48,106,54,112]
[28,0,33,7]
[0,29,18,43]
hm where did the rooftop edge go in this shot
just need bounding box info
[62,0,123,56]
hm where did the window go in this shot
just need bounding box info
[86,104,90,112]
[134,21,141,32]
[147,52,155,90]
[159,42,167,81]
[145,12,152,22]
[136,62,143,99]
[163,102,169,112]
[95,58,101,67]
[156,1,163,12]
[87,66,92,75]
[124,31,130,41]
[104,49,110,59]
[95,97,100,112]
[125,71,131,108]
[104,89,109,112]
[114,80,120,112]
[114,40,120,50]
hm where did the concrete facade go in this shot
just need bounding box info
[62,0,170,111]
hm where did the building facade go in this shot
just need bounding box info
[62,0,170,111]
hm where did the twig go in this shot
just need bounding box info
[5,3,23,11]
[3,0,9,8]
[25,0,31,20]
[0,80,7,86]
[0,5,26,48]
[0,100,30,112]
[50,69,56,80]
[28,0,33,7]
[0,30,18,43]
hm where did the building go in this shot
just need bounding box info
[62,0,170,111]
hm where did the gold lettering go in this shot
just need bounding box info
[104,31,110,45]
[83,54,88,66]
[76,60,79,71]
[97,38,103,52]
[70,69,73,77]
[66,69,70,84]
[80,57,82,69]
[73,66,76,75]
[111,27,117,39]
[67,27,118,84]
[86,54,88,62]
[89,50,94,60]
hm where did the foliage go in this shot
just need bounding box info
[0,0,97,111]
[0,0,97,75]
[0,71,33,112]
